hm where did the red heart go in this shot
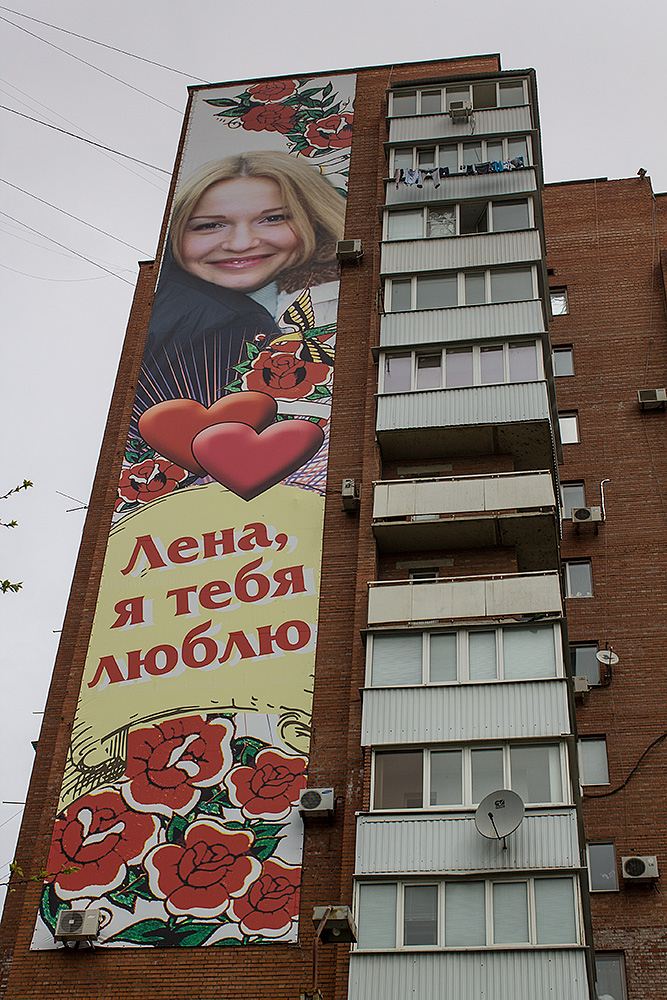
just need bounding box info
[138,393,278,477]
[191,420,325,501]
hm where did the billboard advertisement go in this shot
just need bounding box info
[32,73,356,949]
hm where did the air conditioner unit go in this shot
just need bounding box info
[341,478,359,512]
[573,675,590,695]
[621,855,659,881]
[54,908,101,942]
[571,506,603,524]
[299,787,335,817]
[336,239,363,262]
[449,100,473,122]
[312,905,357,943]
[637,387,667,411]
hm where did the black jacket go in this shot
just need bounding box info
[133,260,280,428]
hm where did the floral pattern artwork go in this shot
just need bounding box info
[38,714,307,947]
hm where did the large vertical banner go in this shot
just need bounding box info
[32,74,356,949]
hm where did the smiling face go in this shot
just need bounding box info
[179,176,303,293]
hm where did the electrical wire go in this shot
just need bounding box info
[0,210,135,285]
[0,178,150,255]
[0,106,170,173]
[0,14,182,113]
[0,263,107,281]
[584,731,667,799]
[0,5,208,81]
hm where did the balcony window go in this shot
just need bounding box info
[379,340,541,392]
[384,199,532,240]
[389,79,527,117]
[386,266,536,312]
[369,624,560,686]
[355,877,579,950]
[389,135,532,173]
[372,742,565,810]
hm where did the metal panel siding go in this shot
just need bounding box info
[361,680,570,744]
[372,473,555,519]
[366,572,561,625]
[375,381,551,432]
[348,950,590,1000]
[379,300,546,348]
[355,810,580,873]
[388,105,534,143]
[384,169,537,206]
[381,230,542,275]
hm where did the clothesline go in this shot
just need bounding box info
[393,157,527,189]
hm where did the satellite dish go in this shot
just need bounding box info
[596,649,619,665]
[474,789,524,846]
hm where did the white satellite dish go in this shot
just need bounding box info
[474,789,524,848]
[596,649,619,665]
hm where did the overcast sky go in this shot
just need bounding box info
[1,0,666,910]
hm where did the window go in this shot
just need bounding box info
[386,267,536,312]
[553,345,574,376]
[369,623,561,687]
[385,199,532,241]
[389,136,532,173]
[372,742,565,810]
[389,79,527,117]
[565,560,593,598]
[409,567,439,582]
[595,953,628,1000]
[558,412,580,444]
[561,482,585,517]
[380,341,541,393]
[588,842,618,891]
[578,738,609,785]
[571,644,600,685]
[356,877,579,950]
[550,287,569,315]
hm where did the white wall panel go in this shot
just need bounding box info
[379,300,546,348]
[380,230,542,274]
[388,105,534,143]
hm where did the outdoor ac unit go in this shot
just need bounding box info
[341,478,359,511]
[621,855,659,881]
[336,239,363,262]
[573,675,590,695]
[449,100,473,122]
[637,387,667,410]
[571,506,603,524]
[299,787,335,817]
[54,908,101,942]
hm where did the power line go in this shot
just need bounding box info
[0,106,170,173]
[0,13,182,113]
[0,263,107,281]
[0,177,150,255]
[0,5,208,81]
[0,210,135,285]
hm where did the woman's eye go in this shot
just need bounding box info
[192,221,224,232]
[262,214,287,224]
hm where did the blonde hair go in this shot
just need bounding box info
[170,151,346,292]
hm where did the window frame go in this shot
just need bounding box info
[389,136,533,174]
[564,559,593,598]
[578,737,610,786]
[389,79,528,117]
[587,841,619,892]
[558,411,580,444]
[560,481,586,518]
[355,875,581,951]
[384,198,534,241]
[367,623,563,687]
[379,339,543,394]
[595,952,628,1000]
[552,345,574,377]
[371,741,569,812]
[385,266,538,313]
[549,287,569,316]
[570,643,601,685]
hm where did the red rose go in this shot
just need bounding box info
[45,789,159,899]
[122,716,233,817]
[242,105,296,134]
[144,820,260,918]
[116,457,187,508]
[243,350,331,401]
[303,113,353,153]
[247,80,298,103]
[225,748,307,820]
[228,859,301,937]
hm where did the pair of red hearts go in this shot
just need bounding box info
[137,392,324,501]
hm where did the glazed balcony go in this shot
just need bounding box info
[387,105,534,145]
[380,229,543,277]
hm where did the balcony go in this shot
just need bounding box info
[375,381,556,469]
[367,571,562,626]
[379,301,547,350]
[372,472,558,571]
[384,166,538,208]
[380,230,543,276]
[387,105,534,144]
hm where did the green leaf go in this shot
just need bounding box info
[251,837,281,861]
[322,82,333,98]
[166,814,189,844]
[245,341,260,359]
[104,918,172,946]
[212,936,243,946]
[249,821,285,838]
[39,884,68,934]
[205,97,241,107]
[232,735,268,765]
